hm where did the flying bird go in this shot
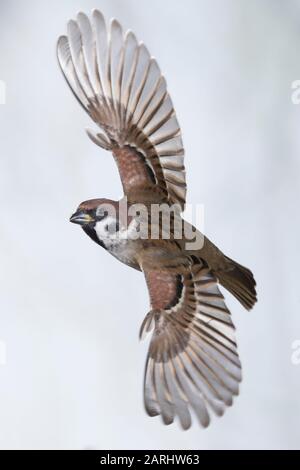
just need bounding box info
[57,9,257,429]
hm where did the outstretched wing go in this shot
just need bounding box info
[140,260,242,429]
[57,10,186,210]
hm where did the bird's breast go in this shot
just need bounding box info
[105,238,140,270]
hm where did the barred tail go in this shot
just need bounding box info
[217,256,257,310]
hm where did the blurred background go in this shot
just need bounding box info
[0,0,300,450]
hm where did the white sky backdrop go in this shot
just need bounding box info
[0,0,300,450]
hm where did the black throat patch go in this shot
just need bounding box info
[82,225,107,250]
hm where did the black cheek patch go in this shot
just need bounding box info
[82,226,107,250]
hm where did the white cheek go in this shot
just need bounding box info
[95,219,109,239]
[116,219,139,240]
[95,217,119,240]
[95,217,138,242]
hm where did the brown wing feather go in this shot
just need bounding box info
[112,145,168,202]
[57,10,186,209]
[141,260,241,429]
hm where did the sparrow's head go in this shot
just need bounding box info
[70,198,120,247]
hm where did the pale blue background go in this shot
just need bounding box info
[0,0,300,449]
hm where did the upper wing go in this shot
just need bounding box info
[140,259,241,429]
[57,10,186,210]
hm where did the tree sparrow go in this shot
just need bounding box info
[57,10,257,429]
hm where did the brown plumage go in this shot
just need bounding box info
[58,9,257,429]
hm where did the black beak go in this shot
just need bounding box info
[70,211,95,226]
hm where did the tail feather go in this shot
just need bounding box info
[217,257,257,310]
